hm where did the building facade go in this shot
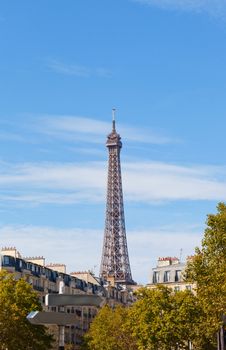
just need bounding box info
[147,256,195,292]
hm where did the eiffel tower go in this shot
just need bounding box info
[100,110,134,285]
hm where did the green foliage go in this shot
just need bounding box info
[83,304,137,350]
[127,287,203,350]
[0,270,53,350]
[186,202,226,346]
[84,287,208,350]
[84,203,226,350]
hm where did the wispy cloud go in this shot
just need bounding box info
[36,115,173,145]
[133,0,226,18]
[1,161,226,205]
[0,132,26,142]
[0,115,173,146]
[0,192,103,205]
[0,162,105,204]
[129,225,202,282]
[67,146,105,157]
[0,223,202,283]
[46,59,111,78]
[0,225,102,274]
[124,162,226,201]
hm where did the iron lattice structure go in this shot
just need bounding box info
[100,116,133,285]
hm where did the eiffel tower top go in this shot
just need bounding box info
[106,108,122,148]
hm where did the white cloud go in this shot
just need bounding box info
[0,162,105,189]
[123,162,226,201]
[67,146,105,157]
[0,132,25,142]
[0,225,102,274]
[133,0,226,17]
[46,59,111,78]
[36,115,173,145]
[0,192,103,205]
[0,223,202,283]
[43,116,109,136]
[0,161,226,205]
[129,225,202,283]
[0,115,173,146]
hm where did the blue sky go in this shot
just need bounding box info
[1,0,226,283]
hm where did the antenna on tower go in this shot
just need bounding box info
[179,248,183,262]
[112,108,116,131]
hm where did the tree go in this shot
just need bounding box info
[83,304,137,350]
[127,286,203,350]
[0,270,53,350]
[172,289,210,350]
[186,202,226,347]
[127,287,175,350]
[84,203,226,350]
[84,287,204,350]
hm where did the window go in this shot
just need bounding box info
[174,286,180,292]
[175,270,181,282]
[76,309,82,317]
[186,285,192,291]
[153,271,159,283]
[3,256,10,265]
[164,271,170,282]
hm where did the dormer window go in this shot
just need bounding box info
[175,270,181,282]
[163,271,170,282]
[153,271,160,283]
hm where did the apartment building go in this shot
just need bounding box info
[0,247,133,349]
[147,256,195,292]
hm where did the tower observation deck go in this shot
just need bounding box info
[100,110,134,285]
